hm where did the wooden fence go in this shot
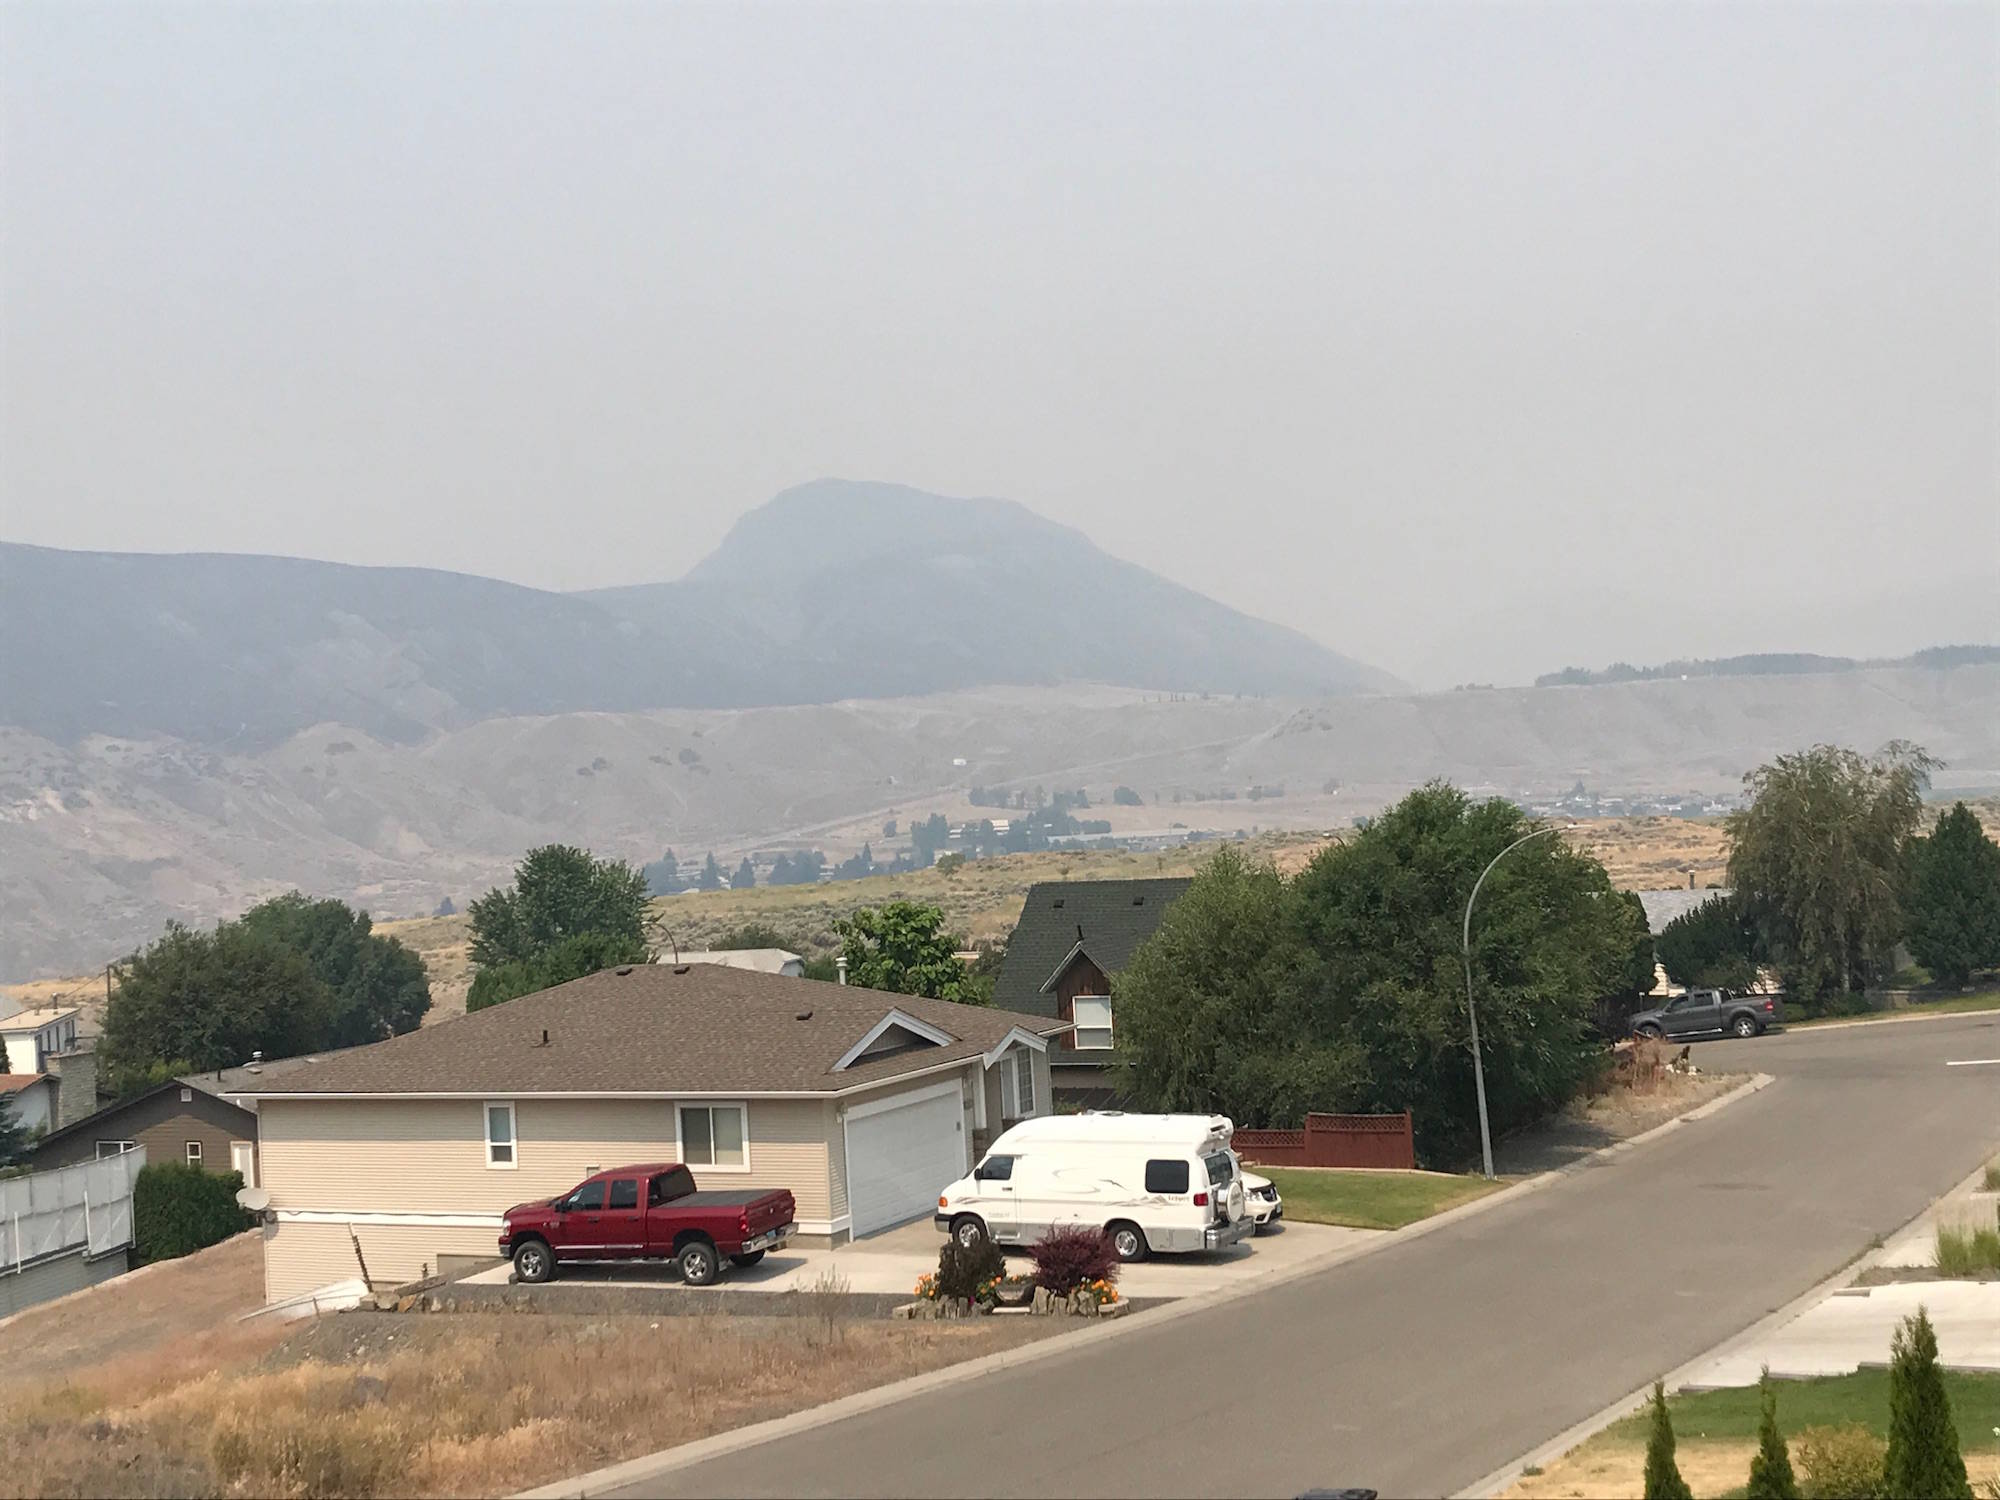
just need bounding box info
[1231,1111,1416,1170]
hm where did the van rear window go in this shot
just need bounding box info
[1144,1159,1190,1194]
[1204,1152,1234,1187]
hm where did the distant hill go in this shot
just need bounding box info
[581,479,1404,702]
[0,481,1396,747]
[1535,645,2000,689]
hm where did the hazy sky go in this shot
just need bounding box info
[3,3,1995,688]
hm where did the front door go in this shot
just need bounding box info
[973,1154,1021,1242]
[600,1175,646,1256]
[1665,992,1719,1037]
[555,1179,608,1258]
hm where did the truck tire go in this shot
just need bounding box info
[950,1215,989,1252]
[1730,1013,1760,1038]
[677,1239,719,1286]
[512,1239,554,1284]
[1635,1023,1664,1039]
[728,1250,766,1268]
[1108,1221,1149,1264]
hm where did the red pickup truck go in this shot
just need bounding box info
[499,1163,796,1286]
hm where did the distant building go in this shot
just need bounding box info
[0,1005,80,1076]
[656,948,805,978]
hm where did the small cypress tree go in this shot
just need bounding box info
[1883,1307,1972,1500]
[1644,1380,1694,1500]
[1746,1370,1800,1500]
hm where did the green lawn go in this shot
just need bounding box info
[1256,1167,1504,1230]
[1600,1368,2000,1449]
[1792,987,2000,1029]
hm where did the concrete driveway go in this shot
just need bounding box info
[465,1215,1363,1300]
[606,1011,2000,1499]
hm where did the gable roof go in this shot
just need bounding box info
[26,1077,257,1155]
[232,964,1070,1099]
[992,878,1194,1018]
[0,1074,51,1094]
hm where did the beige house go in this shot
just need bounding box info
[233,963,1066,1304]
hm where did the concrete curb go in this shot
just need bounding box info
[1794,1004,2000,1035]
[520,1074,1776,1500]
[1455,1149,2000,1499]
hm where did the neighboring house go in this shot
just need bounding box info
[658,948,805,978]
[0,1074,58,1135]
[0,1005,81,1075]
[991,878,1193,1106]
[230,963,1068,1305]
[26,1078,260,1180]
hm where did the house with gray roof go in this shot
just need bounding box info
[991,878,1192,1105]
[227,962,1068,1306]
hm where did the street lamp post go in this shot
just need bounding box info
[1461,823,1576,1179]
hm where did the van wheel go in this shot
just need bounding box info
[1730,1013,1760,1038]
[1108,1222,1148,1264]
[728,1250,766,1268]
[678,1240,719,1286]
[512,1239,553,1284]
[950,1215,988,1252]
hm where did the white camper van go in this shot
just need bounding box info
[933,1112,1253,1262]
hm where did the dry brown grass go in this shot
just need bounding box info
[0,1244,1067,1499]
[1505,1435,2000,1499]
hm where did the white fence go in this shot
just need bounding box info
[1,1148,145,1270]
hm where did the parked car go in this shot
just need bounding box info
[935,1112,1253,1263]
[499,1162,795,1286]
[1244,1170,1283,1232]
[1630,989,1784,1041]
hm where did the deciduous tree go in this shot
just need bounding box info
[468,846,649,969]
[1657,893,1762,990]
[466,930,649,1012]
[103,922,335,1076]
[238,891,430,1045]
[833,902,971,1001]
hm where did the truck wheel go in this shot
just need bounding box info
[1730,1013,1760,1038]
[728,1250,766,1268]
[1108,1221,1148,1264]
[512,1239,554,1284]
[1635,1023,1664,1039]
[678,1239,719,1286]
[950,1215,989,1252]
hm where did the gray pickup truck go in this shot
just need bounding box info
[1630,989,1783,1041]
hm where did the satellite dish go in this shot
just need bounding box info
[237,1187,271,1212]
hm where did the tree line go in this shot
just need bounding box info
[1657,744,1999,1007]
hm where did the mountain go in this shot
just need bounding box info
[1536,645,2000,688]
[0,482,1396,748]
[583,480,1404,701]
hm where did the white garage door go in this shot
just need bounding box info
[846,1084,966,1238]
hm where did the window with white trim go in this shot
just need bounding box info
[1072,996,1114,1050]
[678,1103,747,1168]
[1014,1052,1037,1117]
[485,1101,517,1167]
[95,1140,136,1159]
[184,1140,203,1166]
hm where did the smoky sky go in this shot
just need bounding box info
[3,2,1995,688]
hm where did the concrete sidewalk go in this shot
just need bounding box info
[1682,1280,2000,1387]
[467,1218,1368,1300]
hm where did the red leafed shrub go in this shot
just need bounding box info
[1029,1225,1120,1296]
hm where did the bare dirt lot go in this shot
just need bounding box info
[0,1234,1072,1498]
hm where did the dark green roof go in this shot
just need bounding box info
[991,879,1193,1017]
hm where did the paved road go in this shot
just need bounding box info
[614,1014,2000,1499]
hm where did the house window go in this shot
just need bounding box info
[485,1101,517,1168]
[180,1087,193,1103]
[95,1140,136,1159]
[184,1140,203,1167]
[1073,996,1114,1050]
[1014,1052,1036,1117]
[678,1103,748,1169]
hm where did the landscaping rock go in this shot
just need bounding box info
[395,1294,417,1313]
[1031,1287,1053,1315]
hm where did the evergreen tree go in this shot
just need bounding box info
[0,1094,31,1165]
[731,857,757,889]
[1745,1370,1799,1500]
[696,853,724,891]
[1883,1306,1971,1499]
[1643,1381,1693,1500]
[1906,803,2000,988]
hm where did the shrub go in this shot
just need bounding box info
[1028,1225,1120,1297]
[1746,1372,1800,1499]
[1643,1380,1693,1500]
[1986,1161,2000,1194]
[1883,1306,1971,1500]
[133,1163,253,1263]
[1794,1424,1886,1500]
[933,1236,1004,1303]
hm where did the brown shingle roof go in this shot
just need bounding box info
[237,965,1069,1098]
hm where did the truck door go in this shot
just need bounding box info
[601,1175,645,1257]
[559,1178,608,1259]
